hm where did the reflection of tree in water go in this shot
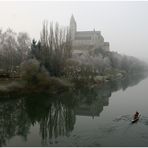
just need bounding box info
[0,73,147,146]
[0,98,30,146]
[0,94,76,146]
[25,94,76,145]
[39,102,75,145]
[109,72,148,92]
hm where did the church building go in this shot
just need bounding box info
[69,15,109,53]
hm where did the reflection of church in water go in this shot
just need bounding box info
[75,98,109,117]
[75,86,111,117]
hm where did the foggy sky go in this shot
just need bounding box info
[0,1,148,61]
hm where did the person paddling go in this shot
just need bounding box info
[134,111,139,120]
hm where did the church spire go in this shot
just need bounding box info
[70,14,75,23]
[70,14,77,40]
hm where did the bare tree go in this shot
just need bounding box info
[32,21,73,76]
[17,32,31,63]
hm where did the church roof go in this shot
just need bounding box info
[74,31,102,40]
[76,31,101,36]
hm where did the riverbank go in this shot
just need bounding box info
[1,70,147,97]
[0,77,74,97]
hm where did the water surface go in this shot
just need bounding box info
[0,73,148,146]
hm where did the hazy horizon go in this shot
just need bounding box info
[0,1,148,61]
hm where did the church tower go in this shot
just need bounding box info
[70,15,77,40]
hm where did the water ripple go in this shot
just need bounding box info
[113,114,131,122]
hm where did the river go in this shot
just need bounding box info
[0,73,148,146]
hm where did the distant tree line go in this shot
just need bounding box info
[64,47,148,81]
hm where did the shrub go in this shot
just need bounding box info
[20,58,50,86]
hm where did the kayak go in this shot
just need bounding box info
[131,114,141,123]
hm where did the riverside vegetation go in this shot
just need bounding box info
[0,21,148,96]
